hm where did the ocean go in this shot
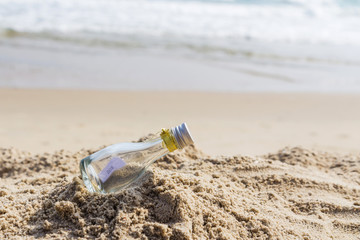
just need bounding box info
[1,0,360,92]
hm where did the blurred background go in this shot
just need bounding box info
[1,0,360,156]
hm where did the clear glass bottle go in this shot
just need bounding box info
[79,123,194,193]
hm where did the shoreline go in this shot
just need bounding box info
[1,37,360,93]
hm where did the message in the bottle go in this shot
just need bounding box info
[99,157,126,182]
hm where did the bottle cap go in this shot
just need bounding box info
[171,123,194,149]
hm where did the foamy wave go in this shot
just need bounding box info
[0,0,360,48]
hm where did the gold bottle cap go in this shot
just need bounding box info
[161,128,178,152]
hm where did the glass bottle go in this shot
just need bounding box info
[79,123,194,193]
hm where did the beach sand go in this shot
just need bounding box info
[1,89,360,156]
[1,89,360,239]
[1,145,359,239]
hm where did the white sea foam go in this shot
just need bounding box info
[0,0,360,46]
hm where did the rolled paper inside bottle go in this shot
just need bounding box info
[160,128,178,152]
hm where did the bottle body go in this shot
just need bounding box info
[80,137,169,193]
[80,123,194,194]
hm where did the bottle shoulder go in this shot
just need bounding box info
[90,138,164,160]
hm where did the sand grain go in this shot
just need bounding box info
[1,145,360,239]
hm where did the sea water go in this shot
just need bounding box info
[1,0,360,91]
[1,0,360,46]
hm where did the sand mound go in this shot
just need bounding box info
[1,145,360,239]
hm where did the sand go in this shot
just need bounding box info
[1,89,360,156]
[1,143,360,239]
[1,89,360,239]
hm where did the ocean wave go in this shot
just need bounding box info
[1,0,360,47]
[2,27,360,68]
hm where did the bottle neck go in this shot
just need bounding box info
[160,123,194,152]
[160,128,178,152]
